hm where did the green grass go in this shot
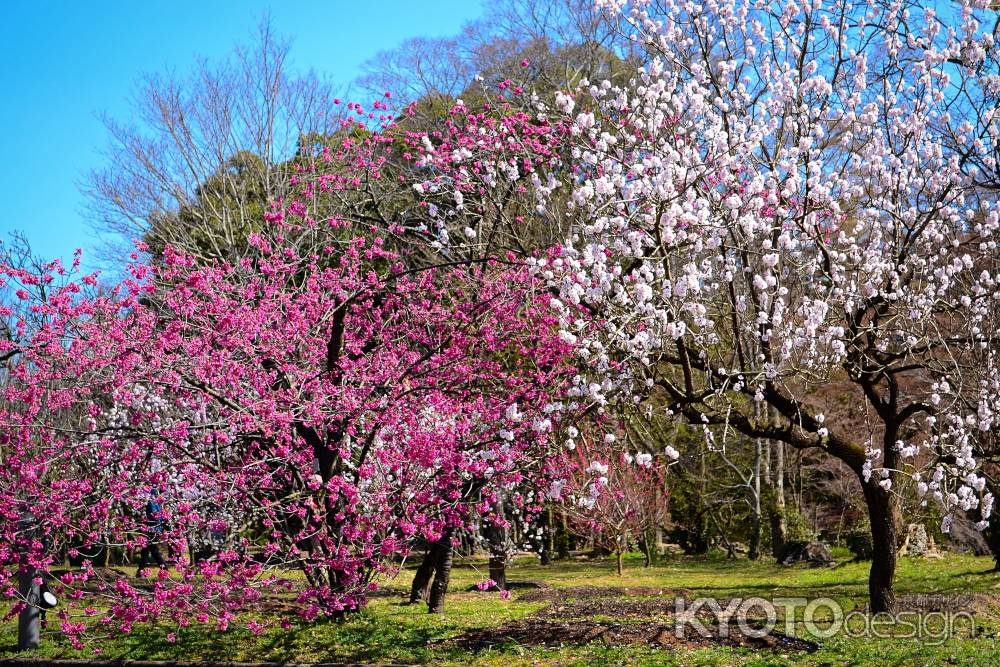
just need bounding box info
[3,551,1000,665]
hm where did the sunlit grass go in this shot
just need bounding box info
[2,551,999,665]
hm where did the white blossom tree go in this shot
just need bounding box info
[530,0,1000,612]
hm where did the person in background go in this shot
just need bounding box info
[136,489,166,576]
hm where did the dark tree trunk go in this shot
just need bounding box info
[769,429,787,558]
[427,531,454,614]
[326,568,363,619]
[769,510,787,560]
[748,511,762,561]
[641,528,654,567]
[108,547,125,566]
[863,481,899,614]
[985,512,1000,572]
[486,501,508,588]
[488,549,507,590]
[409,547,436,604]
[988,536,1000,573]
[540,506,553,565]
[556,510,570,560]
[749,423,763,561]
[982,481,1000,572]
[748,516,761,561]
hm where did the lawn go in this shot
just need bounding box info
[3,550,999,665]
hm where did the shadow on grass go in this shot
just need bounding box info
[1,612,465,665]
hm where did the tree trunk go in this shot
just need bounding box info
[556,510,570,560]
[983,481,1000,572]
[409,546,436,604]
[540,506,553,565]
[427,531,453,614]
[615,549,624,576]
[642,527,654,567]
[17,566,40,650]
[864,482,899,614]
[987,518,1000,573]
[988,521,1000,573]
[486,511,508,590]
[326,567,362,619]
[488,544,507,590]
[769,431,787,558]
[749,436,763,561]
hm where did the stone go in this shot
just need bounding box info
[780,540,835,566]
[924,535,943,558]
[900,523,929,557]
[946,514,991,556]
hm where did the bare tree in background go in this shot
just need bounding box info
[86,2,639,266]
[85,20,345,264]
[355,32,478,104]
[356,0,636,108]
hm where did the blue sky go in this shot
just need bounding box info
[0,1,483,270]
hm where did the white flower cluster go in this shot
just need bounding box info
[525,0,1000,529]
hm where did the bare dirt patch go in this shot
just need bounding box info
[517,585,691,603]
[444,588,817,654]
[464,580,552,593]
[445,618,818,653]
[534,598,681,620]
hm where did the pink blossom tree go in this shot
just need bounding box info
[555,429,672,574]
[0,210,578,641]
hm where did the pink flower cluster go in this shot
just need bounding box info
[0,182,578,638]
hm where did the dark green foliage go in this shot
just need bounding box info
[845,521,874,560]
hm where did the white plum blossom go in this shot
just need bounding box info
[586,460,609,476]
[527,0,998,607]
[401,0,999,611]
